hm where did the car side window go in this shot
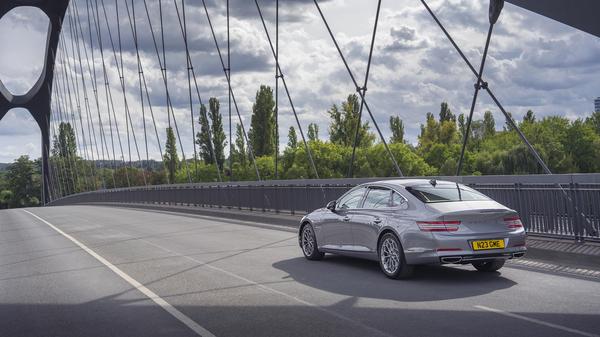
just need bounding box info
[391,191,408,208]
[363,188,392,209]
[338,188,365,210]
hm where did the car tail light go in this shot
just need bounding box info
[417,221,461,232]
[504,216,523,230]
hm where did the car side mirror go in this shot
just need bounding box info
[326,200,337,212]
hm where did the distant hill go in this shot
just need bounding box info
[0,163,8,171]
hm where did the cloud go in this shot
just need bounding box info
[1,0,600,164]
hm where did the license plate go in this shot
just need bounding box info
[472,239,505,250]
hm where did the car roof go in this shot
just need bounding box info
[364,179,460,189]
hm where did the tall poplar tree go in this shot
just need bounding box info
[209,97,226,170]
[163,127,179,183]
[196,104,213,164]
[249,85,275,157]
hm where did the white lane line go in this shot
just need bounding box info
[23,209,216,337]
[474,305,599,337]
[138,238,394,337]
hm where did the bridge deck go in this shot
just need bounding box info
[1,206,599,337]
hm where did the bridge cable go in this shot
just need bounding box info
[67,5,107,190]
[57,38,92,192]
[227,0,232,180]
[142,0,193,183]
[64,11,99,191]
[49,104,67,197]
[198,0,261,181]
[91,0,132,188]
[124,0,169,184]
[254,0,320,180]
[82,0,118,188]
[100,0,148,186]
[55,48,87,193]
[53,60,80,194]
[313,0,404,177]
[420,0,596,238]
[274,0,279,179]
[172,0,222,182]
[347,0,382,178]
[47,95,67,198]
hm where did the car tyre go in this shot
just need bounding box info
[472,259,505,272]
[301,224,324,260]
[378,233,413,279]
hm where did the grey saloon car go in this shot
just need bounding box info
[298,179,527,279]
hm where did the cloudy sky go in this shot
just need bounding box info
[1,0,599,164]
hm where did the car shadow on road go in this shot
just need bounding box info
[273,255,517,302]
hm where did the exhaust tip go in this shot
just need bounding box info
[441,256,463,264]
[512,252,525,258]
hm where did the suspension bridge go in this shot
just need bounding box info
[1,1,600,336]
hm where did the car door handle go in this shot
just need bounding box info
[373,218,382,224]
[342,216,351,222]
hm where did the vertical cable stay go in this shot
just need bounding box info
[180,0,199,181]
[348,0,382,178]
[53,56,79,193]
[56,44,86,192]
[58,31,92,192]
[124,0,169,184]
[254,0,320,179]
[58,33,91,191]
[274,0,279,179]
[199,0,261,180]
[47,74,68,198]
[313,0,403,177]
[99,0,147,186]
[142,0,192,183]
[68,4,106,190]
[65,9,99,191]
[227,0,232,181]
[171,0,222,182]
[91,0,131,188]
[79,0,118,188]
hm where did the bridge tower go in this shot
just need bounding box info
[0,0,70,205]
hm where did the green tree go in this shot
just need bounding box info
[232,124,247,166]
[307,123,319,142]
[196,104,213,164]
[483,111,496,138]
[389,115,405,143]
[249,85,276,157]
[163,127,179,183]
[287,126,298,149]
[523,110,536,124]
[6,155,40,207]
[586,111,600,135]
[209,97,227,170]
[439,102,456,122]
[0,189,13,209]
[52,122,77,158]
[328,94,375,147]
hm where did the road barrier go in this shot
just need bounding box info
[48,174,600,242]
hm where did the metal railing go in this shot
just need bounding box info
[48,174,600,242]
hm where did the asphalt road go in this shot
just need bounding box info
[1,206,599,337]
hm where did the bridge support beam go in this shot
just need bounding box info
[0,0,70,205]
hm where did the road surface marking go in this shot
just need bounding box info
[23,209,216,337]
[475,305,599,337]
[138,238,395,337]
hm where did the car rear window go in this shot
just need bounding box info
[405,184,489,203]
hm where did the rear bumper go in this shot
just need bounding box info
[439,250,526,264]
[403,230,527,265]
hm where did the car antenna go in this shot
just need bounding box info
[429,178,437,187]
